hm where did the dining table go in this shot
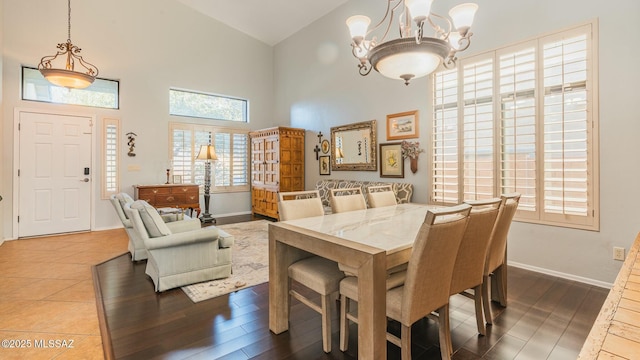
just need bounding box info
[268,203,439,359]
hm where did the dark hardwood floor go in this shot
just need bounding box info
[94,215,609,360]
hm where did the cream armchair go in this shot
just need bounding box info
[124,200,234,292]
[110,193,195,261]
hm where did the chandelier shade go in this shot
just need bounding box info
[369,37,449,83]
[347,0,478,85]
[39,68,95,89]
[38,0,99,89]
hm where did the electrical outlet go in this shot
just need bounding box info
[613,247,625,261]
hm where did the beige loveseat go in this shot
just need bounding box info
[315,179,413,214]
[124,200,234,292]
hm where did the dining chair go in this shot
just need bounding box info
[482,193,521,325]
[278,190,345,353]
[339,204,472,360]
[367,185,397,208]
[444,197,502,351]
[329,187,367,213]
[277,190,325,220]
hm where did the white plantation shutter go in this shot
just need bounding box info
[541,27,594,226]
[430,22,598,230]
[194,130,212,186]
[170,123,249,193]
[462,57,494,201]
[102,118,119,199]
[232,133,249,186]
[498,44,537,215]
[432,69,459,204]
[171,126,193,184]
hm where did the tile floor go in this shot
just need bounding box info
[0,229,128,360]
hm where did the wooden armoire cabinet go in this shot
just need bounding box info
[250,127,305,219]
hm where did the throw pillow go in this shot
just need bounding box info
[131,200,172,238]
[115,193,135,219]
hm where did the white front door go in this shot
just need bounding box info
[18,111,93,237]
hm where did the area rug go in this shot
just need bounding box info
[182,220,270,303]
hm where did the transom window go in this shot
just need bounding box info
[22,67,119,109]
[431,22,598,230]
[169,88,248,122]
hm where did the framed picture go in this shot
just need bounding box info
[321,139,330,154]
[172,175,183,184]
[387,110,419,140]
[379,142,404,178]
[319,155,331,175]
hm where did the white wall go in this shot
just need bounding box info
[274,0,640,284]
[1,0,275,238]
[0,0,4,242]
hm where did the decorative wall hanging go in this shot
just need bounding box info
[387,110,419,140]
[321,139,330,154]
[380,142,404,178]
[401,140,424,174]
[126,132,137,157]
[314,131,324,160]
[319,156,331,175]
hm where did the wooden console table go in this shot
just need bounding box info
[578,232,640,359]
[133,184,200,216]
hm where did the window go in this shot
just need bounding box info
[102,118,120,199]
[170,123,249,193]
[169,88,248,122]
[22,67,119,109]
[430,23,598,230]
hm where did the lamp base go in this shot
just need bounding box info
[200,213,216,224]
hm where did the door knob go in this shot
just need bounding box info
[80,178,89,182]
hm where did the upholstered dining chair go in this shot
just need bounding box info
[443,197,502,353]
[482,193,521,325]
[278,190,344,353]
[339,204,472,360]
[367,185,397,208]
[277,190,325,220]
[329,187,367,213]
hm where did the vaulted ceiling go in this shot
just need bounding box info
[177,0,349,46]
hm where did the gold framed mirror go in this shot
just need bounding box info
[330,120,377,171]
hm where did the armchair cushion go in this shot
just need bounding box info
[115,193,135,218]
[144,227,220,250]
[131,200,172,238]
[166,218,202,233]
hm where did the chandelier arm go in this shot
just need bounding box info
[456,32,473,52]
[427,13,452,40]
[358,63,373,76]
[369,0,404,43]
[73,54,99,76]
[442,55,457,69]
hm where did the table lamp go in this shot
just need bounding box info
[195,144,218,223]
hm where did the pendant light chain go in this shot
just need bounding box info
[67,0,72,42]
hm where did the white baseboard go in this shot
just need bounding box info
[214,211,252,218]
[509,261,613,289]
[92,225,124,232]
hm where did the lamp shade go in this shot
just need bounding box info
[405,0,434,23]
[196,144,218,161]
[346,15,371,43]
[449,3,478,31]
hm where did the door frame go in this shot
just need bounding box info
[12,107,97,238]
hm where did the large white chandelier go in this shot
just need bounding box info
[347,0,478,85]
